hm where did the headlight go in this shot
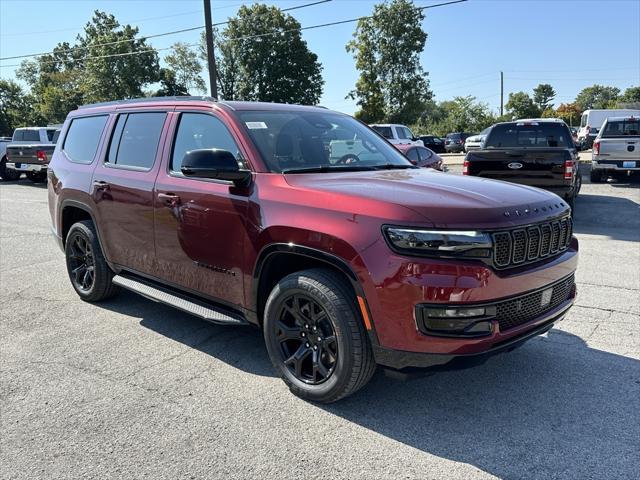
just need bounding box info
[383,227,492,258]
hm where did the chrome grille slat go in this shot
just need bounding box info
[492,216,572,270]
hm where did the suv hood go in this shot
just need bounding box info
[284,169,570,229]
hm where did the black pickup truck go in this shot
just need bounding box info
[5,129,60,182]
[463,119,581,209]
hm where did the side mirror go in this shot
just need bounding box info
[181,149,251,187]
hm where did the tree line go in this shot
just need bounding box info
[1,0,639,136]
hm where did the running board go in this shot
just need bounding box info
[112,274,248,326]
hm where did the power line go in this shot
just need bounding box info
[0,0,333,61]
[0,0,468,68]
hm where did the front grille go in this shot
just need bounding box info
[492,216,572,269]
[496,274,575,331]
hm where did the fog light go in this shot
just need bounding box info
[417,305,496,337]
[426,307,486,318]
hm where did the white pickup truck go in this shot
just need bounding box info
[591,116,640,182]
[370,124,423,146]
[1,127,58,181]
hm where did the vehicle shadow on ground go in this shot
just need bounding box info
[101,290,639,478]
[0,178,48,188]
[323,330,640,479]
[98,290,276,377]
[572,192,640,241]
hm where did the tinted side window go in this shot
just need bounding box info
[46,129,57,141]
[108,113,166,169]
[418,147,433,161]
[63,116,109,164]
[372,126,393,139]
[23,130,40,142]
[395,126,409,139]
[406,148,419,162]
[171,113,242,173]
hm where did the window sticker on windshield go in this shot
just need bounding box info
[246,121,267,129]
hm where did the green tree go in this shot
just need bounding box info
[533,83,556,111]
[618,86,640,107]
[555,103,582,126]
[78,10,160,103]
[165,42,206,94]
[574,84,620,110]
[346,0,432,124]
[0,79,38,135]
[427,96,495,137]
[154,69,190,97]
[202,4,323,104]
[505,91,540,119]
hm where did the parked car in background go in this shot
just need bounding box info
[464,119,581,208]
[0,127,57,181]
[591,116,640,182]
[49,97,578,403]
[577,109,640,149]
[370,123,423,146]
[394,143,443,170]
[464,127,492,153]
[5,128,60,182]
[0,136,13,180]
[418,135,445,153]
[444,132,475,153]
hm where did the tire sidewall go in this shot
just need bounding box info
[65,223,100,299]
[264,276,356,401]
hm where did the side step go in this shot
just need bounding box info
[112,274,248,326]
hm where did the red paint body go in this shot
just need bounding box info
[48,99,578,365]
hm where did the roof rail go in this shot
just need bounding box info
[78,95,217,109]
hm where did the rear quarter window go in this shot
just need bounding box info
[372,126,393,139]
[62,116,109,164]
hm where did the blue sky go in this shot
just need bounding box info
[1,0,639,115]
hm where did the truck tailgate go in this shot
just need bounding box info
[6,145,54,164]
[466,149,569,187]
[596,137,640,161]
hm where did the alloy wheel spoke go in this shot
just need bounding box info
[312,349,329,381]
[276,320,302,342]
[284,343,311,378]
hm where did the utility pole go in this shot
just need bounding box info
[500,71,504,117]
[203,0,218,99]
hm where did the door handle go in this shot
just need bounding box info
[158,192,180,206]
[93,180,110,190]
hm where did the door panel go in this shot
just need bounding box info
[91,112,168,275]
[153,111,249,307]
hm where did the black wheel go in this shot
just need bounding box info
[26,171,47,183]
[65,220,119,302]
[590,169,604,183]
[263,268,376,403]
[0,157,21,181]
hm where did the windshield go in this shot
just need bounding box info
[238,111,413,173]
[601,118,640,137]
[485,122,571,148]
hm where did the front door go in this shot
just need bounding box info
[153,111,250,308]
[91,111,168,275]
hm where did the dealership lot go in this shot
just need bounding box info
[1,169,638,479]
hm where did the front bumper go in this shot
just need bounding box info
[6,162,46,172]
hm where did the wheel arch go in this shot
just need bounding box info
[252,243,378,344]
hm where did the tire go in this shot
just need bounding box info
[26,171,47,183]
[65,220,119,302]
[590,169,604,183]
[0,156,21,181]
[263,268,376,403]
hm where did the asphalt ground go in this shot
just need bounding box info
[1,166,639,480]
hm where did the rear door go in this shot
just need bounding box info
[91,111,169,276]
[153,110,249,307]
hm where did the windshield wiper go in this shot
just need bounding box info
[282,165,377,174]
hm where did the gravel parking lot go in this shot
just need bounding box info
[1,168,638,479]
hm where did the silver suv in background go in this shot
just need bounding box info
[591,116,640,182]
